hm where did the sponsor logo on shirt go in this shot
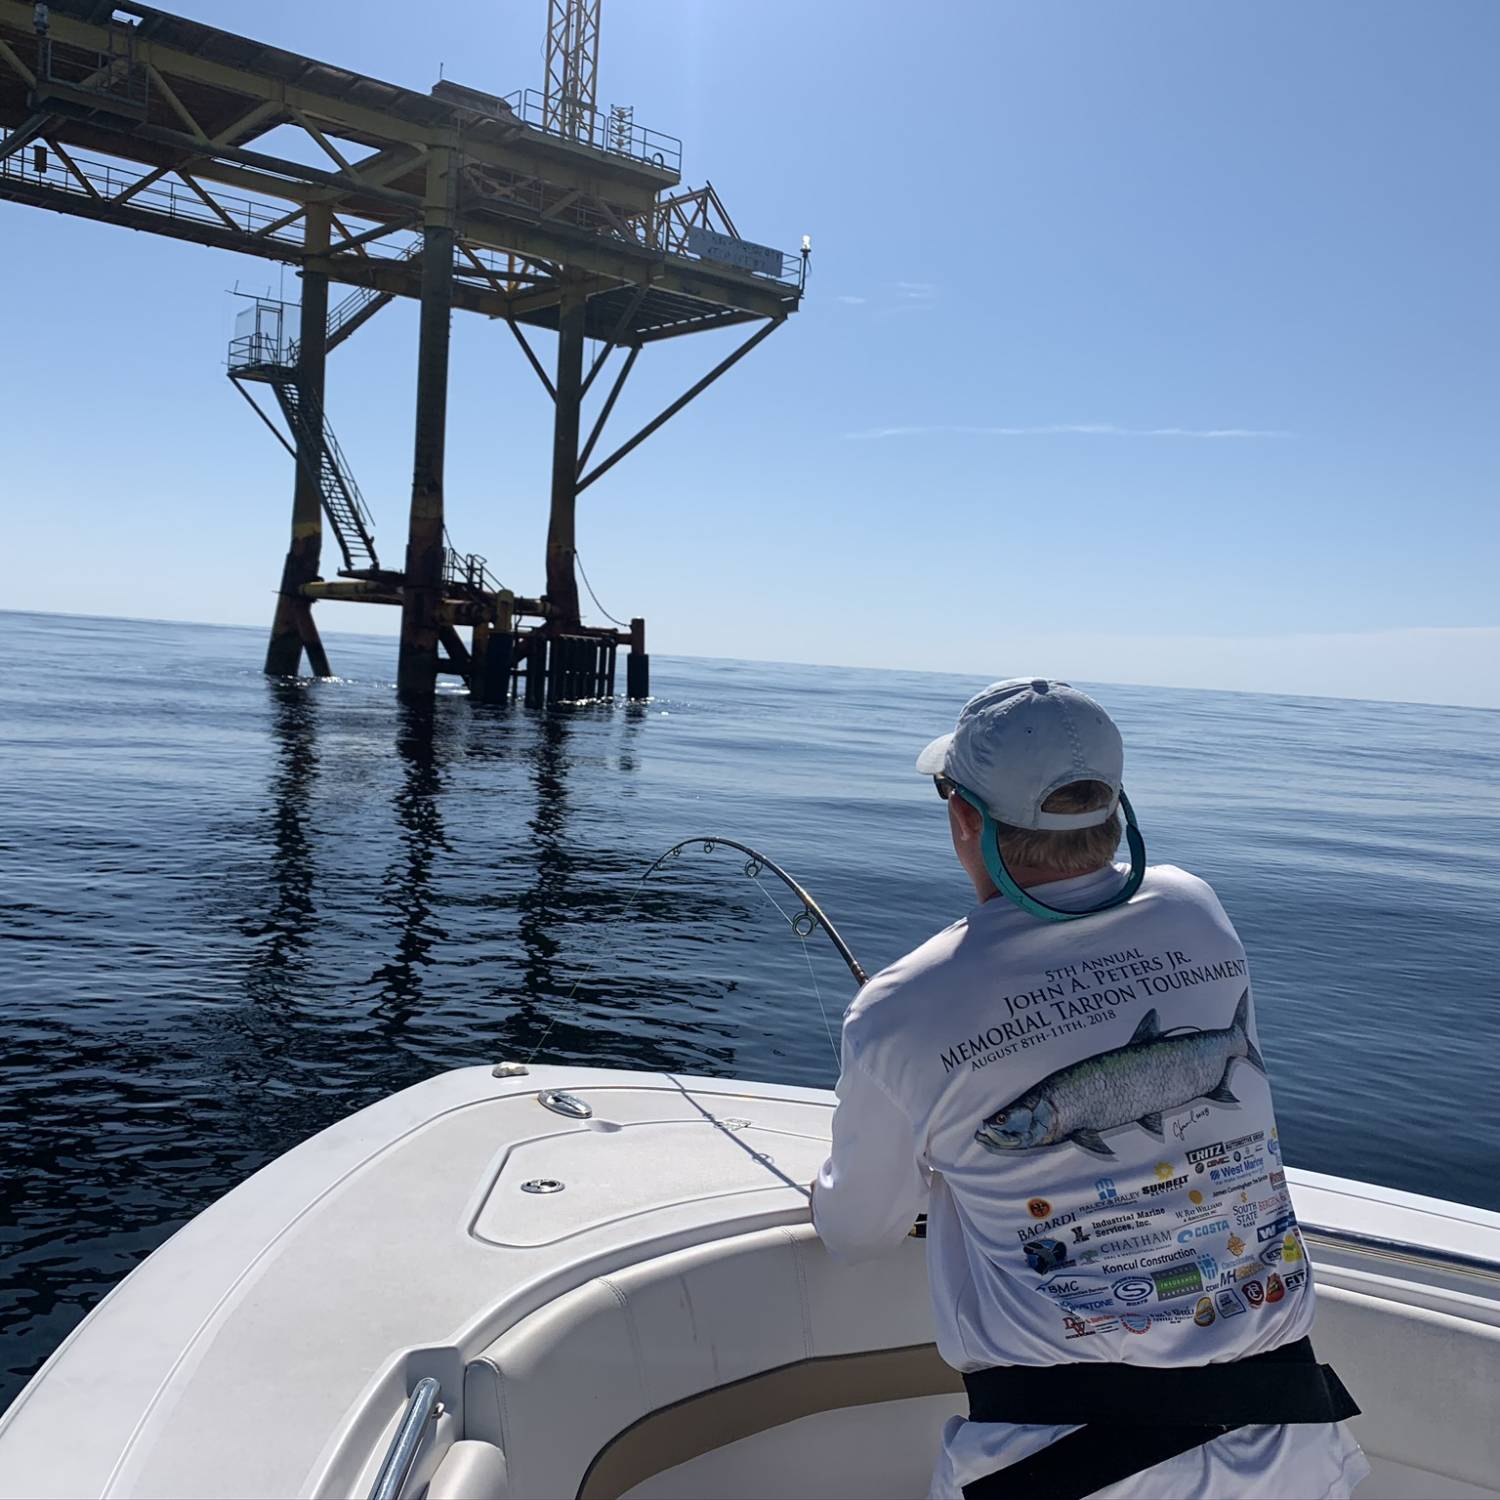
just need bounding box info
[1217,1257,1260,1286]
[1266,1272,1286,1303]
[1062,1313,1121,1339]
[1208,1157,1265,1183]
[1038,1278,1085,1298]
[1154,1161,1177,1180]
[1243,1279,1265,1307]
[1151,1263,1205,1302]
[1174,1201,1223,1224]
[1188,1142,1229,1172]
[1259,1243,1284,1268]
[1057,1293,1119,1313]
[1215,1289,1248,1318]
[1284,1268,1308,1293]
[1103,1247,1189,1273]
[1227,1233,1246,1257]
[1197,1253,1219,1283]
[1112,1277,1155,1305]
[1194,1296,1217,1327]
[1256,1213,1298,1243]
[1038,1280,1120,1313]
[1281,1231,1303,1263]
[1021,1239,1070,1274]
[1095,1177,1118,1202]
[1176,1219,1229,1243]
[1140,1175,1189,1197]
[1016,1212,1077,1241]
[1028,1198,1052,1219]
[1122,1313,1153,1334]
[1089,1212,1153,1236]
[1080,1194,1147,1222]
[1075,1229,1174,1263]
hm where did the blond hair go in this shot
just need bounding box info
[994,780,1121,874]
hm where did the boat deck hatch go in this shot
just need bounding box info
[470,1088,830,1247]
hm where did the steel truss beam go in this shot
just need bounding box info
[507,319,556,399]
[577,343,637,474]
[581,282,646,398]
[577,318,782,492]
[0,1,800,338]
[229,375,296,459]
[0,1,670,201]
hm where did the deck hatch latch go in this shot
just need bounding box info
[537,1089,593,1119]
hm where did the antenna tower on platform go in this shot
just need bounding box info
[543,0,600,140]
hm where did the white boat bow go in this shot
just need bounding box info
[1,1064,1496,1499]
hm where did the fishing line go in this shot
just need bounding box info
[522,870,654,1064]
[743,867,841,1066]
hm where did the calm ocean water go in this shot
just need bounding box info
[2,609,1497,1406]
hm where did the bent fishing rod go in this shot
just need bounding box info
[644,836,870,987]
[524,834,867,1068]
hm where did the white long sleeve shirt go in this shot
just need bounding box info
[814,863,1368,1498]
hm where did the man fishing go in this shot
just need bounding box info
[812,679,1368,1499]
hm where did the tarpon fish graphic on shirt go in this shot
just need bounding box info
[975,991,1266,1159]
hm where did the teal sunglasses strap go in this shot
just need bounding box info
[957,787,1146,923]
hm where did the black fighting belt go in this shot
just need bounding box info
[960,1335,1359,1500]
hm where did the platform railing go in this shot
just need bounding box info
[34,37,150,120]
[2,133,805,290]
[227,330,292,372]
[443,548,502,596]
[501,88,682,174]
[0,132,306,243]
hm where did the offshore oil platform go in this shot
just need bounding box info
[0,0,804,701]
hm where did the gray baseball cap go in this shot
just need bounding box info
[915,678,1124,831]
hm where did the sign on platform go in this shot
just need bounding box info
[685,225,784,278]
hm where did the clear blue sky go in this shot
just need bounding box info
[3,1,1497,706]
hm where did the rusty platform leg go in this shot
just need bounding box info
[397,163,455,700]
[545,283,586,629]
[265,205,332,678]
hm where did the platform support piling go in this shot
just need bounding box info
[397,152,455,700]
[523,635,547,709]
[627,615,650,700]
[473,625,517,705]
[265,203,332,679]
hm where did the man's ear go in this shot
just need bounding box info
[949,795,983,845]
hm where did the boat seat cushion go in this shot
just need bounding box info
[464,1225,946,1499]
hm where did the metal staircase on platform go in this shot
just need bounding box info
[227,298,381,574]
[268,379,380,572]
[323,279,398,354]
[282,255,408,366]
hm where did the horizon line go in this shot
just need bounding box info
[3,607,1494,717]
[845,423,1293,440]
